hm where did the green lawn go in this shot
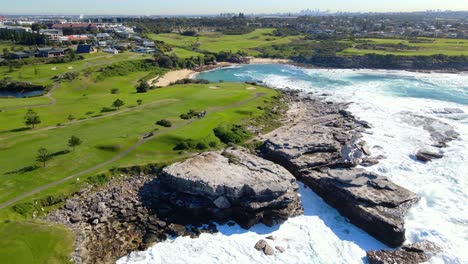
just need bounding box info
[340,37,468,56]
[149,28,299,56]
[0,42,29,52]
[0,59,279,262]
[0,52,151,85]
[0,221,74,264]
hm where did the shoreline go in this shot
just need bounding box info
[155,59,467,88]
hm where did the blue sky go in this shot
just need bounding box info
[1,0,467,15]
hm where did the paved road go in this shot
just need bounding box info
[0,92,265,210]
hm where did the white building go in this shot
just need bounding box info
[102,48,118,54]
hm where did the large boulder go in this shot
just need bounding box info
[160,148,303,228]
[261,96,419,247]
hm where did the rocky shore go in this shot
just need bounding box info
[259,93,420,248]
[48,148,302,263]
[46,90,455,263]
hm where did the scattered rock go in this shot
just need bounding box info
[415,149,443,163]
[254,239,275,256]
[275,246,286,253]
[367,240,441,264]
[254,239,268,251]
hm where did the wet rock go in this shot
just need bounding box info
[213,196,231,209]
[367,240,441,264]
[261,97,419,247]
[403,113,459,148]
[254,239,275,256]
[275,246,286,253]
[415,149,443,163]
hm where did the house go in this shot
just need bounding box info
[66,35,90,41]
[52,23,97,31]
[102,48,118,54]
[9,51,34,59]
[142,41,155,48]
[96,33,111,39]
[76,44,96,54]
[39,29,63,40]
[36,47,65,58]
[134,46,154,54]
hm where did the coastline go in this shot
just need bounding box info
[150,58,294,88]
[155,59,467,88]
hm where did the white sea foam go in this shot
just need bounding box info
[118,67,468,264]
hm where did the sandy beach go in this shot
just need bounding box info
[150,58,291,87]
[247,57,292,64]
[148,69,195,87]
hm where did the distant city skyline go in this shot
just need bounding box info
[1,0,467,15]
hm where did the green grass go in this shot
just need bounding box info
[0,52,151,85]
[0,221,74,264]
[340,38,468,56]
[0,71,278,206]
[0,61,279,262]
[0,33,282,263]
[0,42,29,52]
[166,47,204,58]
[149,28,299,56]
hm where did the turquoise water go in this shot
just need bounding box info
[196,64,468,106]
[120,65,468,264]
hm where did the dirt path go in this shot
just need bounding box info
[0,92,265,210]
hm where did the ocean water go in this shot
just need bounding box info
[118,65,468,264]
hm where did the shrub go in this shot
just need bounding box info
[213,124,252,144]
[156,119,172,127]
[196,142,208,150]
[180,109,201,120]
[101,107,116,113]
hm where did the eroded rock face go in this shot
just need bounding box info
[367,240,441,264]
[261,94,419,247]
[160,148,303,228]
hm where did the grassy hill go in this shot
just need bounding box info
[340,38,468,56]
[149,28,299,56]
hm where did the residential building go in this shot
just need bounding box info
[102,48,118,54]
[37,47,65,58]
[76,44,96,54]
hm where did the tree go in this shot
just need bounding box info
[36,147,51,168]
[136,81,150,93]
[68,136,82,151]
[112,99,125,109]
[24,109,41,129]
[137,99,143,106]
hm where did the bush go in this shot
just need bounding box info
[136,81,150,93]
[213,124,252,144]
[180,109,201,120]
[173,139,215,151]
[169,78,210,86]
[156,119,172,127]
[196,142,208,150]
[110,88,120,94]
[101,107,116,113]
